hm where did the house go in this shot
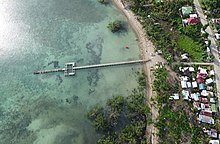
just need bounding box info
[199,83,205,90]
[181,81,187,88]
[189,67,195,72]
[200,97,209,103]
[215,18,220,24]
[206,129,218,138]
[210,97,216,103]
[193,101,201,110]
[201,90,209,97]
[191,93,200,101]
[198,67,208,74]
[215,33,220,40]
[199,114,215,124]
[199,110,214,124]
[181,6,193,16]
[187,82,192,88]
[192,81,198,88]
[181,53,189,60]
[169,93,180,100]
[187,17,199,25]
[209,70,215,76]
[182,90,190,100]
[189,14,198,18]
[201,103,211,111]
[206,78,214,85]
[209,140,219,144]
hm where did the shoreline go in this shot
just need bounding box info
[112,0,166,143]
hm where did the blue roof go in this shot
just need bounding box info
[199,83,205,90]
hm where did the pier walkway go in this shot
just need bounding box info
[73,59,150,70]
[33,59,151,76]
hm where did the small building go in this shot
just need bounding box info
[189,67,195,72]
[181,53,189,60]
[210,97,216,103]
[201,90,209,97]
[182,90,190,100]
[200,97,208,103]
[199,114,215,124]
[206,78,214,85]
[209,140,219,144]
[187,82,192,88]
[199,67,208,74]
[199,110,214,124]
[169,93,180,100]
[187,17,199,25]
[199,83,205,90]
[209,70,215,76]
[207,129,218,138]
[189,14,198,18]
[191,93,200,101]
[181,6,193,16]
[215,33,220,40]
[181,81,187,89]
[192,81,198,88]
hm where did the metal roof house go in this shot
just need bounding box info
[181,6,193,16]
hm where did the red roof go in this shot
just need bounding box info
[187,17,199,24]
[200,110,212,117]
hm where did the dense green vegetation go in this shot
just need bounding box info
[124,0,207,62]
[153,65,208,143]
[177,35,206,62]
[87,71,151,143]
[107,20,123,33]
[200,0,220,17]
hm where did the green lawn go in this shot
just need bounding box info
[177,35,206,62]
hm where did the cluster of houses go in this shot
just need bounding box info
[180,6,199,26]
[170,65,219,141]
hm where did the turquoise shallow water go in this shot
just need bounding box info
[0,0,142,143]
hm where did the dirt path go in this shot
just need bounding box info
[112,0,166,143]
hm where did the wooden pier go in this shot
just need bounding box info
[72,59,150,70]
[33,59,150,76]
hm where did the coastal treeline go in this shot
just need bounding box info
[87,71,151,143]
[123,0,209,62]
[153,65,208,143]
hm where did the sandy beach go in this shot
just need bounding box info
[112,0,166,143]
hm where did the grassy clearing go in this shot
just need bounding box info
[177,35,206,62]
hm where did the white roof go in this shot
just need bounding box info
[182,90,189,100]
[191,93,199,101]
[189,67,195,72]
[209,70,215,75]
[181,81,187,88]
[181,53,188,59]
[216,33,220,39]
[201,90,209,97]
[170,93,180,100]
[190,14,198,18]
[199,115,214,124]
[210,97,215,103]
[206,78,214,85]
[199,68,207,74]
[192,81,197,88]
[181,76,188,81]
[187,82,192,88]
[209,140,219,144]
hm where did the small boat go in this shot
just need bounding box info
[125,45,129,49]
